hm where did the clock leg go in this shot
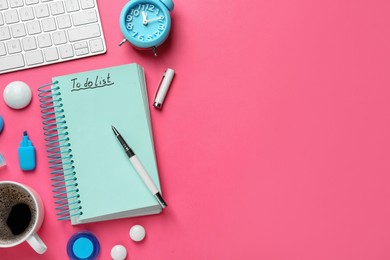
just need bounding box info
[118,39,127,46]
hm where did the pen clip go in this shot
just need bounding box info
[154,71,166,100]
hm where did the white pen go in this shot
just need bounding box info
[111,125,167,208]
[153,68,175,109]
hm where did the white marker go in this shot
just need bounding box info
[112,126,167,208]
[153,68,175,109]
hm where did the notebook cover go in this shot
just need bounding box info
[51,63,161,224]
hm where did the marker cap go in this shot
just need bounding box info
[154,68,175,110]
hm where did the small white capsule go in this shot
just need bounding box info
[129,225,146,242]
[111,244,127,260]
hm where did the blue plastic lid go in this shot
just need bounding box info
[67,231,100,260]
[0,115,3,133]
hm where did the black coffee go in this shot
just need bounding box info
[7,203,32,235]
[0,183,37,246]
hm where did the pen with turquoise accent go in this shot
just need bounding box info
[111,125,167,208]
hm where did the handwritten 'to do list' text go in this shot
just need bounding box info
[71,73,114,92]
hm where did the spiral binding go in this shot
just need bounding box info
[38,81,82,221]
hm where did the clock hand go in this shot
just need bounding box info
[145,16,163,23]
[142,11,148,25]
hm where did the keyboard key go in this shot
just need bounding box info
[0,27,11,40]
[20,6,35,21]
[57,14,71,29]
[0,54,25,71]
[37,33,52,47]
[11,23,26,38]
[59,44,73,58]
[0,42,6,56]
[42,17,56,31]
[89,38,103,53]
[72,9,97,26]
[0,0,8,10]
[64,0,79,12]
[44,47,58,61]
[9,0,24,8]
[49,1,64,15]
[4,9,19,24]
[26,20,41,34]
[75,47,88,56]
[25,50,44,65]
[74,41,87,49]
[80,0,94,10]
[35,4,49,18]
[7,39,22,54]
[25,0,39,5]
[22,36,37,50]
[53,30,67,45]
[68,23,100,42]
[41,0,54,2]
[0,13,3,25]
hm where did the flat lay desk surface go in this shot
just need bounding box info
[1,0,390,259]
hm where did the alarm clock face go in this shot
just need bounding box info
[120,1,171,49]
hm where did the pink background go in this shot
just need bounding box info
[1,0,390,259]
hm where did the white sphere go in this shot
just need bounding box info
[129,225,146,242]
[3,81,32,109]
[110,244,127,260]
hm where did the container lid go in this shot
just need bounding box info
[67,231,100,260]
[0,115,3,133]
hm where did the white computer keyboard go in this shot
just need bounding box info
[0,0,106,74]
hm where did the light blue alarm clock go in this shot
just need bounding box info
[119,0,174,55]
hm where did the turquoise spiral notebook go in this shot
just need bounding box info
[38,63,162,225]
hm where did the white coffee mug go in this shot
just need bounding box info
[0,181,47,254]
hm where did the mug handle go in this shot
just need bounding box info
[26,232,47,254]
